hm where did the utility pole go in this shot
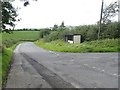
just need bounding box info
[118,0,120,22]
[98,0,104,40]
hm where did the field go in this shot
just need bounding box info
[35,38,119,52]
[2,31,40,47]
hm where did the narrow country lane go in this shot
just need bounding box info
[4,42,118,88]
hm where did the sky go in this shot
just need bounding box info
[12,0,117,29]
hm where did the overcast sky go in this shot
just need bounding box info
[12,0,117,29]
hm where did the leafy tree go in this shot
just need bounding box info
[101,22,119,39]
[101,1,119,39]
[1,0,38,33]
[1,1,18,33]
[102,1,119,24]
[86,25,98,41]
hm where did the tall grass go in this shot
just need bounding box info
[1,43,18,87]
[35,38,119,53]
[0,53,2,88]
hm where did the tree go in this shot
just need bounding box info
[39,28,50,38]
[59,21,65,31]
[102,1,119,24]
[52,24,58,31]
[101,22,119,39]
[1,1,18,33]
[60,21,65,28]
[98,0,119,39]
[1,0,37,33]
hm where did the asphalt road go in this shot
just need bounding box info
[5,42,118,88]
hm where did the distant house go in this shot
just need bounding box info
[65,34,81,44]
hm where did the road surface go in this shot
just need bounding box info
[4,42,118,88]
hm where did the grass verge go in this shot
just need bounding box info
[35,38,119,53]
[0,44,18,88]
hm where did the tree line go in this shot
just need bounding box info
[39,21,119,42]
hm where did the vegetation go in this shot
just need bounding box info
[1,45,16,86]
[0,54,2,87]
[1,1,18,33]
[98,0,119,40]
[35,21,119,53]
[2,31,40,47]
[39,22,119,42]
[35,38,119,53]
[102,1,119,24]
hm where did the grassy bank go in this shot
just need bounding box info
[35,38,119,53]
[0,44,18,87]
[2,47,13,82]
[0,53,2,87]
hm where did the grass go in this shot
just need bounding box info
[35,38,119,53]
[0,53,2,88]
[0,44,17,87]
[2,31,40,41]
[2,31,40,47]
[2,48,13,81]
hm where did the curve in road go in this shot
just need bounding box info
[4,42,118,88]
